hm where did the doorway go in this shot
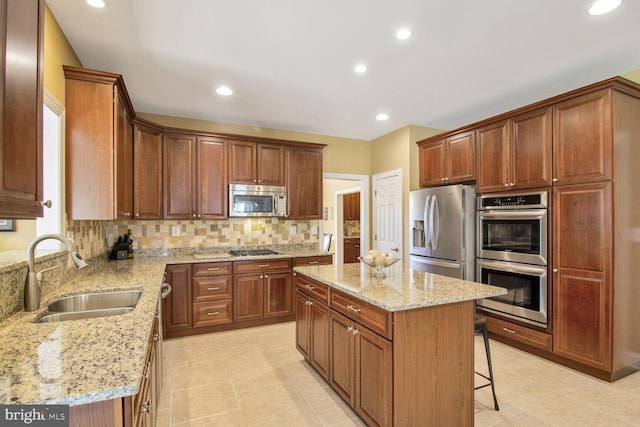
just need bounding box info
[372,169,402,261]
[36,91,64,249]
[322,173,369,264]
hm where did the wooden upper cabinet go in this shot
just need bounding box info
[0,0,44,218]
[553,89,612,185]
[228,140,284,185]
[285,146,323,219]
[476,107,552,193]
[198,136,227,219]
[418,130,475,187]
[133,120,163,220]
[344,192,360,220]
[64,66,135,220]
[163,132,227,219]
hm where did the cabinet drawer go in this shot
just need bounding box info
[486,315,552,351]
[330,289,392,340]
[294,255,333,267]
[295,274,329,304]
[234,258,291,274]
[193,262,233,276]
[193,300,232,327]
[193,276,232,302]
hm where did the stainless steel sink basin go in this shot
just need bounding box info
[46,290,142,312]
[34,307,134,323]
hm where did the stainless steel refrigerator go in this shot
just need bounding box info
[409,184,476,280]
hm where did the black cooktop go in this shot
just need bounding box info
[229,249,280,257]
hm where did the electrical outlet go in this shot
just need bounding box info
[290,225,297,235]
[171,225,180,237]
[311,226,318,235]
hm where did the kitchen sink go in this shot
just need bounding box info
[46,290,142,312]
[34,307,134,323]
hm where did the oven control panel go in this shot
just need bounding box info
[478,191,548,210]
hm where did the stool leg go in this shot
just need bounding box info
[482,328,499,411]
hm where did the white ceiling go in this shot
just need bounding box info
[46,0,640,141]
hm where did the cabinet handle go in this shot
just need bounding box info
[40,200,52,208]
[153,334,159,342]
[352,327,359,335]
[192,214,196,218]
[441,177,446,181]
[258,264,269,267]
[135,213,140,217]
[503,183,510,187]
[207,287,220,291]
[304,284,316,290]
[553,268,558,273]
[265,274,269,278]
[444,177,449,181]
[161,283,172,298]
[207,268,220,271]
[552,178,558,183]
[346,304,361,313]
[509,183,515,187]
[347,326,353,333]
[502,327,516,334]
[207,312,220,316]
[308,261,318,265]
[143,361,151,378]
[306,300,313,306]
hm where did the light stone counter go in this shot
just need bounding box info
[293,263,507,312]
[0,257,167,405]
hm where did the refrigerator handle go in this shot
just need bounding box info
[431,195,439,250]
[424,195,431,249]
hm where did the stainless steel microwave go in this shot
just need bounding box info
[229,184,287,217]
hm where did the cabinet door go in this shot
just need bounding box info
[553,89,612,185]
[285,147,323,219]
[264,271,292,317]
[228,140,256,184]
[355,325,393,427]
[446,130,475,184]
[343,239,360,264]
[163,133,196,219]
[295,291,311,359]
[351,192,360,220]
[419,139,446,187]
[198,137,227,218]
[257,144,284,185]
[511,107,552,190]
[134,122,163,219]
[329,310,356,407]
[552,183,612,371]
[310,300,330,381]
[476,120,510,193]
[163,265,192,334]
[233,274,264,321]
[0,0,43,218]
[115,94,133,219]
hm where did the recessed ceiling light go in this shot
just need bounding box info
[354,64,367,74]
[216,86,233,96]
[86,0,106,8]
[376,113,389,121]
[588,0,622,15]
[396,28,412,40]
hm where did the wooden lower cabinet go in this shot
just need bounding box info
[343,238,360,264]
[162,264,192,337]
[330,310,392,427]
[296,272,474,426]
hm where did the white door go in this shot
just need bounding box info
[372,169,402,258]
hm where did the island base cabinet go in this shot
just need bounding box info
[296,290,330,380]
[329,310,392,427]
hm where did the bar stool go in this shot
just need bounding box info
[475,313,499,411]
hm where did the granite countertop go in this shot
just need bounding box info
[293,263,507,312]
[0,248,331,406]
[0,257,167,406]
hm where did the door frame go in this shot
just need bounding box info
[322,173,370,263]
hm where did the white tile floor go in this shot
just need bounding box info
[156,322,640,426]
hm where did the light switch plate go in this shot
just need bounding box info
[311,226,318,235]
[171,225,180,236]
[290,225,297,235]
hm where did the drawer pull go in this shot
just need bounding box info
[347,304,361,313]
[347,326,359,335]
[207,287,220,291]
[306,300,313,306]
[207,268,220,271]
[207,311,220,316]
[308,261,319,264]
[259,264,269,267]
[304,284,316,290]
[503,327,517,334]
[153,334,159,342]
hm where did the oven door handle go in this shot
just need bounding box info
[479,259,547,276]
[479,210,547,220]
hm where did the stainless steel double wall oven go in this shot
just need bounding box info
[476,192,549,327]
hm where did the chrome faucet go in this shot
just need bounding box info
[25,234,88,311]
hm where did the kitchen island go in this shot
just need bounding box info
[293,263,506,427]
